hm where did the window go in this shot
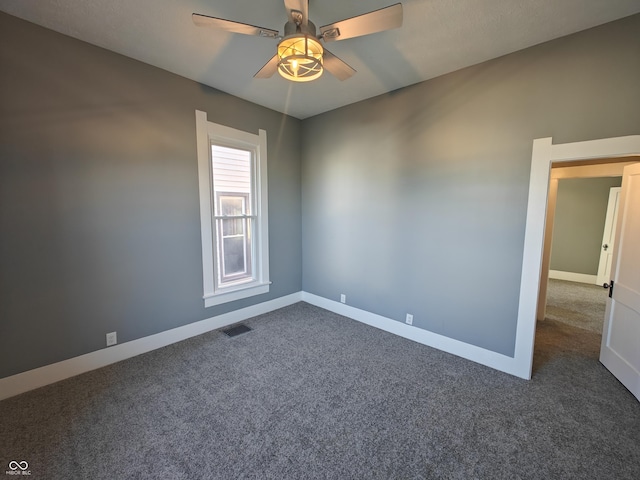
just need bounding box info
[212,145,253,286]
[195,111,270,307]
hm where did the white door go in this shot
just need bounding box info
[600,163,640,401]
[596,187,621,286]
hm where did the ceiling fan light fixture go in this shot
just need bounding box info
[277,34,323,82]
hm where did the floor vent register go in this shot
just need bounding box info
[222,324,252,338]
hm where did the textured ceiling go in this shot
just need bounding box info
[2,0,639,119]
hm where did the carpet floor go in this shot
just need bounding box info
[1,300,639,479]
[544,278,608,333]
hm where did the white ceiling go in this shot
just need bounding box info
[2,0,639,119]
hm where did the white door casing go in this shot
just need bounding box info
[596,187,621,287]
[599,163,640,401]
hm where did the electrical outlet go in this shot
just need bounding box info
[405,314,413,325]
[340,294,346,304]
[106,332,117,347]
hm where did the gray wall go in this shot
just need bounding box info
[0,13,302,378]
[301,14,640,357]
[550,177,622,275]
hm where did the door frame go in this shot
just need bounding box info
[595,186,621,286]
[537,164,632,322]
[512,135,640,379]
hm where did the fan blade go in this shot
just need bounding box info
[254,55,279,79]
[320,3,403,42]
[323,50,356,81]
[192,13,279,38]
[284,0,309,25]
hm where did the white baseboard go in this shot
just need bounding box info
[0,292,302,400]
[1,290,530,401]
[548,270,597,284]
[300,292,524,379]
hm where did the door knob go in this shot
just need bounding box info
[603,283,609,289]
[603,244,609,251]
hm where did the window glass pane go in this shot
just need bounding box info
[220,196,244,216]
[222,237,246,276]
[217,217,252,284]
[222,218,244,237]
[211,145,252,216]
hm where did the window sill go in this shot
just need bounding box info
[203,282,271,307]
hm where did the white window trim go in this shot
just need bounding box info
[195,110,270,307]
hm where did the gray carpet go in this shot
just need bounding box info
[1,302,639,479]
[544,278,608,333]
[533,278,607,374]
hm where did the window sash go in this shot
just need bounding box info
[215,215,254,286]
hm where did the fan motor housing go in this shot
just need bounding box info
[284,19,317,37]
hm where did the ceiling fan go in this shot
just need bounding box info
[192,0,403,82]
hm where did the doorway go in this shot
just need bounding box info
[511,135,640,381]
[537,161,640,400]
[534,163,629,371]
[536,161,633,324]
